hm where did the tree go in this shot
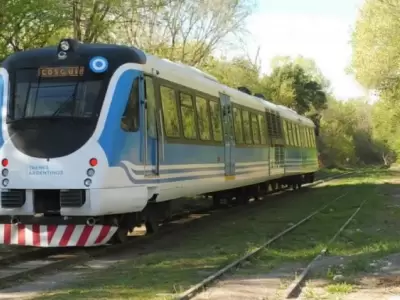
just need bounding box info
[119,0,255,66]
[351,0,400,91]
[0,0,65,59]
[261,61,328,115]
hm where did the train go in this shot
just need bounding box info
[0,39,319,247]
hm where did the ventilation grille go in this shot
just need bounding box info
[1,190,26,208]
[60,190,86,208]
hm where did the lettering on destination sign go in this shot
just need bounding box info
[28,165,63,176]
[38,66,85,78]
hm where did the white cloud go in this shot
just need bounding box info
[243,10,367,100]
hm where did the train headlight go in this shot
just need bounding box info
[2,169,8,177]
[60,40,70,51]
[87,168,95,177]
[2,179,9,187]
[84,178,92,187]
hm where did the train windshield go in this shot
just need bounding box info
[9,68,103,121]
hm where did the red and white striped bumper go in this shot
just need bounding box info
[0,224,118,247]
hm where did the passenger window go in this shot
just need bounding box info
[290,123,296,146]
[209,100,223,141]
[311,129,316,147]
[251,113,260,144]
[283,120,289,144]
[295,125,301,146]
[160,85,180,138]
[145,76,156,138]
[258,114,267,144]
[242,110,252,144]
[233,107,244,144]
[179,92,197,139]
[196,96,211,141]
[304,128,309,147]
[121,78,139,132]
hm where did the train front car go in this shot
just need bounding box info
[0,39,148,247]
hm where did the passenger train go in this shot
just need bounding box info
[0,39,319,247]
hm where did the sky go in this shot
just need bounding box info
[243,0,367,101]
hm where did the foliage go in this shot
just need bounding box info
[0,0,394,168]
[351,0,400,165]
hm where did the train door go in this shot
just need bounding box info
[219,92,235,176]
[141,75,160,176]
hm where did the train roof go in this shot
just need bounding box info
[1,43,146,70]
[144,53,315,127]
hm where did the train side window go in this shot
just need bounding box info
[299,126,304,147]
[307,128,312,147]
[304,127,309,147]
[121,77,139,132]
[296,125,301,147]
[145,76,156,138]
[196,96,211,141]
[288,122,294,146]
[258,114,267,144]
[179,92,197,139]
[311,129,316,147]
[233,107,244,144]
[292,123,298,146]
[251,113,260,144]
[283,120,289,145]
[160,85,180,138]
[209,100,223,142]
[242,110,252,144]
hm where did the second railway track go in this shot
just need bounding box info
[0,171,354,289]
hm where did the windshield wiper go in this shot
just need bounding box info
[51,80,80,117]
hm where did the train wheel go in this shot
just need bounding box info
[145,215,160,235]
[237,196,250,205]
[213,197,227,209]
[111,228,129,244]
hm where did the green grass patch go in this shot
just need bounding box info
[32,170,400,300]
[325,282,354,294]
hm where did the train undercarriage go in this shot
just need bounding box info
[0,172,315,247]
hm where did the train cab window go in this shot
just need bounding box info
[242,110,252,144]
[251,113,260,144]
[121,77,140,132]
[179,92,197,139]
[209,100,223,142]
[160,85,180,138]
[307,128,312,147]
[196,96,211,141]
[145,76,156,138]
[233,107,244,144]
[258,114,267,144]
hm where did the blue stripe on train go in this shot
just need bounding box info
[128,162,270,175]
[120,164,267,184]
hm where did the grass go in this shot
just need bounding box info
[325,283,354,294]
[31,169,400,300]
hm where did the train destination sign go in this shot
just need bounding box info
[38,66,85,77]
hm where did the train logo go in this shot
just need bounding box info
[89,56,108,73]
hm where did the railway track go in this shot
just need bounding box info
[175,174,365,300]
[0,171,354,289]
